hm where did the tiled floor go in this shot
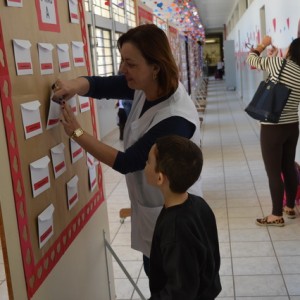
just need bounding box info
[1,78,300,299]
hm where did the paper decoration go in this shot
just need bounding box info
[47,92,61,129]
[13,39,33,75]
[71,41,85,67]
[21,100,43,139]
[50,143,66,179]
[68,0,79,24]
[57,43,71,72]
[38,43,54,75]
[67,175,79,210]
[69,95,78,115]
[78,95,90,112]
[7,0,23,7]
[35,0,60,32]
[30,156,51,197]
[38,204,54,248]
[70,138,83,163]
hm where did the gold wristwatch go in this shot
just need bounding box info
[71,128,84,139]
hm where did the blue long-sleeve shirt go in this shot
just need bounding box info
[84,75,196,174]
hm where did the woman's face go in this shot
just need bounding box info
[119,42,158,98]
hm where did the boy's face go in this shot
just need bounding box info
[145,144,159,187]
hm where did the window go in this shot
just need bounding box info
[125,0,136,28]
[112,0,125,23]
[95,28,114,75]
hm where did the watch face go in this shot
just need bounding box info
[73,128,83,138]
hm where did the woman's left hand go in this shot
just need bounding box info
[60,102,82,137]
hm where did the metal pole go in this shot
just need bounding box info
[103,231,146,300]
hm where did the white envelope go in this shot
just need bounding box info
[50,143,66,179]
[7,0,23,7]
[38,43,54,75]
[88,164,98,191]
[38,204,54,248]
[13,39,33,75]
[78,95,90,113]
[57,44,71,72]
[86,152,95,168]
[68,0,79,24]
[71,41,85,67]
[21,100,43,139]
[69,95,78,115]
[30,156,51,198]
[47,92,61,129]
[67,175,79,210]
[70,138,83,163]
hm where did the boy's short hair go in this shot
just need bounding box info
[155,135,203,193]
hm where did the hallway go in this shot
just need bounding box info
[104,78,300,299]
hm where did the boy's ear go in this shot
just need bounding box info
[157,172,166,186]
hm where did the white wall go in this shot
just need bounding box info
[227,0,300,103]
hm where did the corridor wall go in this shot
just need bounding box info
[227,0,300,160]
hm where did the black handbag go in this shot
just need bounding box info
[245,59,291,123]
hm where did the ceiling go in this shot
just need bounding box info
[194,0,237,32]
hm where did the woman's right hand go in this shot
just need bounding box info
[52,77,90,103]
[262,36,272,47]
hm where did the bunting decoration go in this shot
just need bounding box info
[143,0,205,41]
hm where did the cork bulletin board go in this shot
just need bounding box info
[0,0,105,298]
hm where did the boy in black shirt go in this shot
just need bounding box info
[144,135,221,300]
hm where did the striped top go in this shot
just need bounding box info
[247,52,300,124]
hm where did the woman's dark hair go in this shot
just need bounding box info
[154,135,203,193]
[117,24,179,97]
[286,38,300,66]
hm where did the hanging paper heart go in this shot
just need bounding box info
[105,0,110,5]
[157,2,163,8]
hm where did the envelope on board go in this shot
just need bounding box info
[78,95,90,113]
[68,0,79,24]
[70,138,83,163]
[7,0,23,7]
[57,43,71,72]
[69,95,78,115]
[88,163,98,191]
[50,143,66,179]
[30,156,51,198]
[13,39,33,75]
[72,41,85,67]
[38,43,54,75]
[67,175,79,210]
[21,100,43,139]
[47,93,61,130]
[38,204,55,248]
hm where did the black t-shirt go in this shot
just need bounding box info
[149,194,222,300]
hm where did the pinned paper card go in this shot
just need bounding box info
[50,143,66,179]
[69,95,78,115]
[30,156,51,198]
[78,95,90,112]
[57,43,71,72]
[67,175,79,210]
[47,92,61,129]
[68,0,79,24]
[13,39,33,75]
[21,100,43,139]
[70,138,83,163]
[38,204,54,248]
[71,41,85,67]
[38,43,54,75]
[87,153,98,191]
[7,0,23,7]
[89,162,98,191]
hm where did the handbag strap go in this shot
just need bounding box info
[275,59,287,82]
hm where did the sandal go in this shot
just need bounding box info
[283,207,296,219]
[256,216,285,227]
